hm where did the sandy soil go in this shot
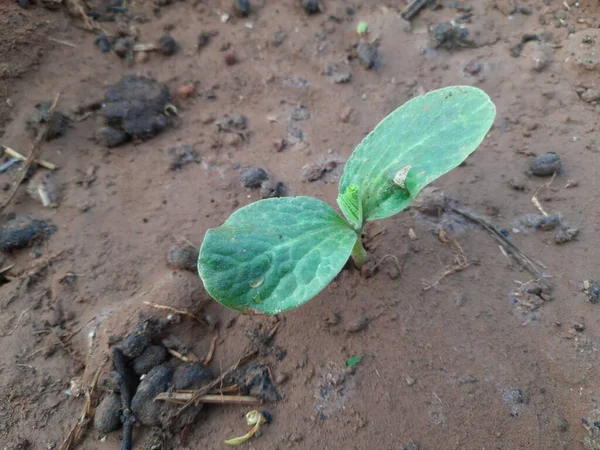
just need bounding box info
[2,0,600,449]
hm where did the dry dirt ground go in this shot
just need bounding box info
[2,0,600,449]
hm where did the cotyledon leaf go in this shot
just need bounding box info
[197,196,358,315]
[338,86,496,222]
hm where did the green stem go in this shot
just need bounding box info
[351,237,369,268]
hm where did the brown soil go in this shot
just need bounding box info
[2,1,600,449]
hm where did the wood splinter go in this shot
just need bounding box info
[0,145,58,170]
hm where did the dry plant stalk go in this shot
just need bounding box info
[423,228,470,290]
[58,367,102,450]
[155,393,261,405]
[175,322,279,415]
[143,300,208,326]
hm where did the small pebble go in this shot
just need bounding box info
[301,0,320,14]
[584,280,600,304]
[530,152,561,176]
[167,244,199,271]
[272,138,287,152]
[535,214,561,231]
[240,167,268,188]
[113,37,133,58]
[158,33,178,56]
[345,315,367,333]
[340,106,353,123]
[176,83,197,98]
[224,51,237,66]
[502,387,525,405]
[260,179,285,198]
[94,393,122,433]
[554,227,578,244]
[301,164,325,182]
[406,376,416,386]
[95,34,112,53]
[234,0,250,16]
[508,178,526,191]
[356,42,378,69]
[198,31,211,49]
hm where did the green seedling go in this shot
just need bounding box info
[198,86,496,315]
[356,21,369,37]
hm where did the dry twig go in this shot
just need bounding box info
[203,334,218,366]
[155,393,261,405]
[175,322,280,415]
[451,206,547,279]
[0,93,60,213]
[143,301,208,326]
[0,145,57,170]
[531,172,556,216]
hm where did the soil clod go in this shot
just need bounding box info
[99,74,171,143]
[530,152,561,176]
[26,101,69,141]
[240,167,269,188]
[260,179,285,198]
[554,227,578,244]
[0,216,56,252]
[172,362,213,389]
[234,364,279,402]
[94,393,123,433]
[167,244,199,271]
[133,345,168,375]
[131,364,173,427]
[158,33,178,56]
[301,0,321,14]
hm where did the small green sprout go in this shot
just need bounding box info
[356,21,369,37]
[346,355,362,367]
[198,86,496,315]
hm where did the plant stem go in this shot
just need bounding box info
[351,238,369,268]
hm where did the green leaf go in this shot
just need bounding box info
[198,197,358,315]
[338,86,496,222]
[346,355,362,367]
[336,184,362,231]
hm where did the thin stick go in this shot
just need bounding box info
[7,308,31,336]
[1,145,58,170]
[203,335,218,366]
[155,393,261,405]
[0,264,14,274]
[400,0,433,21]
[0,93,60,213]
[451,206,547,279]
[531,172,556,217]
[49,38,77,48]
[143,301,208,326]
[166,348,200,363]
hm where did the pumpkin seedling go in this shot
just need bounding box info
[198,86,496,315]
